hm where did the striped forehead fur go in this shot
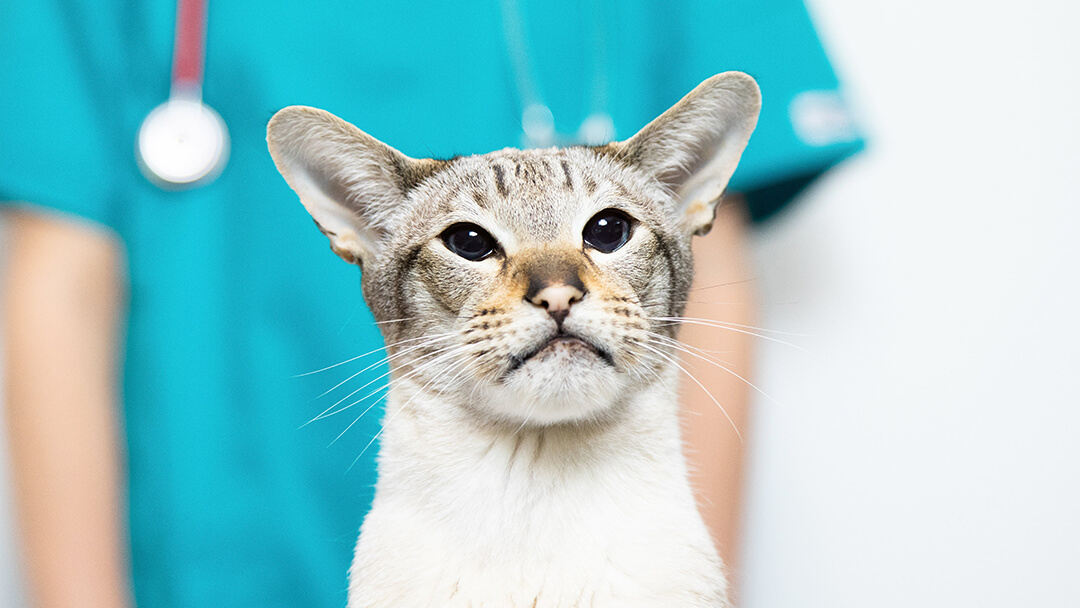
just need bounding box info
[393,147,677,239]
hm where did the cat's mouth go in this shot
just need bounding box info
[507,334,614,374]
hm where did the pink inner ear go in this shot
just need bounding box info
[267,105,422,265]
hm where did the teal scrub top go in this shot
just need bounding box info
[1,1,862,606]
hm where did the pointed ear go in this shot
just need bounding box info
[267,106,445,266]
[612,72,761,235]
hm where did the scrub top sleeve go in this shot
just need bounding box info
[0,1,121,231]
[671,0,866,223]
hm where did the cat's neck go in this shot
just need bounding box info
[350,371,726,607]
[375,371,688,509]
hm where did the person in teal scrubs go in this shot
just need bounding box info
[1,1,862,606]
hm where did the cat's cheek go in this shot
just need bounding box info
[413,246,501,316]
[588,229,685,313]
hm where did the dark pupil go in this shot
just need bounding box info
[585,212,630,253]
[445,225,493,260]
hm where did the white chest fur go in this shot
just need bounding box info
[347,379,728,608]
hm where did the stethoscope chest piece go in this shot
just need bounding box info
[139,0,228,189]
[137,97,229,188]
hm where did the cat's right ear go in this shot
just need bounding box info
[267,106,443,266]
[608,72,761,237]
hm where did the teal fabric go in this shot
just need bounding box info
[1,1,862,606]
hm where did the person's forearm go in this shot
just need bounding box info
[3,210,133,608]
[679,199,756,586]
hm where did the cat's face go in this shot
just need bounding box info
[362,147,690,423]
[268,72,760,426]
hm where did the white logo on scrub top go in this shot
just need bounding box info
[789,90,859,147]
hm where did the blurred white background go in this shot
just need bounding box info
[741,0,1080,606]
[2,0,1078,606]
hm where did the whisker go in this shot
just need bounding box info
[433,356,477,396]
[664,343,734,356]
[312,379,390,429]
[313,334,455,400]
[645,331,738,361]
[372,315,420,326]
[320,381,391,440]
[687,278,758,292]
[647,316,811,354]
[330,401,381,447]
[644,333,781,407]
[329,344,473,446]
[630,338,743,443]
[511,399,541,437]
[639,299,743,308]
[624,346,667,385]
[291,332,455,377]
[667,315,811,338]
[347,355,475,470]
[307,340,465,426]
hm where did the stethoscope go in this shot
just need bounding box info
[498,0,615,148]
[134,0,606,187]
[136,0,229,189]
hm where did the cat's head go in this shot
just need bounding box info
[268,72,760,426]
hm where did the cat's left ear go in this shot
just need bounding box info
[611,72,761,236]
[267,106,444,266]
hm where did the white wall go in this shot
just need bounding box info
[742,0,1080,606]
[2,1,1078,606]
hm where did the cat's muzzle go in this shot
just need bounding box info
[506,333,614,376]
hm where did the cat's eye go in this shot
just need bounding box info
[583,209,633,253]
[441,223,497,261]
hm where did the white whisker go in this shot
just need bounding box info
[648,315,811,354]
[348,355,475,470]
[630,338,743,443]
[330,344,473,447]
[373,315,421,325]
[313,334,455,401]
[686,278,758,292]
[292,331,455,377]
[670,315,811,338]
[644,332,781,408]
[308,340,466,427]
[511,399,541,437]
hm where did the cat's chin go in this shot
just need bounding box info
[475,339,626,425]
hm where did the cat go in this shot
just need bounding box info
[267,71,760,608]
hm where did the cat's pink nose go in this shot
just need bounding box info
[529,284,585,326]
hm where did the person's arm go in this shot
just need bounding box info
[2,209,133,608]
[680,198,756,587]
